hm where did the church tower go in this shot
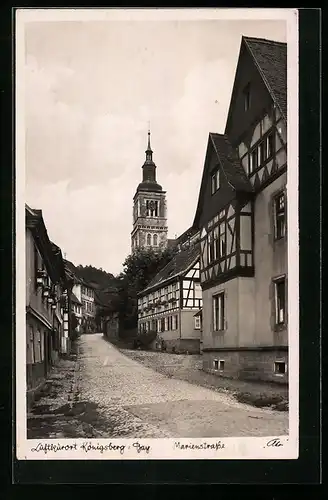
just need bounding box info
[131,130,168,252]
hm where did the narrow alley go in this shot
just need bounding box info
[27,334,288,439]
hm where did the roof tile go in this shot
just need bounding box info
[244,37,287,119]
[210,133,253,193]
[141,243,200,294]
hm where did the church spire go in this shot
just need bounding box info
[145,126,153,162]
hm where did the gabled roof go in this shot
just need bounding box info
[243,36,287,120]
[210,133,253,193]
[139,243,200,295]
[192,133,253,228]
[176,226,199,245]
[70,292,82,305]
[26,206,66,284]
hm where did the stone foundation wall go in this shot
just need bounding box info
[154,338,200,354]
[202,348,288,384]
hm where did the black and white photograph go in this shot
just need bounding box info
[15,8,299,460]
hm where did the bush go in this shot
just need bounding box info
[235,391,288,411]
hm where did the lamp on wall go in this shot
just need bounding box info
[42,284,50,298]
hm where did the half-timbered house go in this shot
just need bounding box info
[26,205,71,407]
[137,233,202,353]
[193,36,288,383]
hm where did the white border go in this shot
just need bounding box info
[15,8,299,461]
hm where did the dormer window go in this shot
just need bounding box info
[243,83,251,111]
[211,169,220,194]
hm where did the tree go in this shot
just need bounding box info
[122,246,177,293]
[117,246,178,331]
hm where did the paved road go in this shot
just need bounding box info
[75,334,288,438]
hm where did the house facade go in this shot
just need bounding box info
[94,287,120,341]
[71,292,83,331]
[26,206,70,406]
[131,130,168,252]
[64,259,96,333]
[137,230,202,353]
[81,281,96,332]
[193,37,287,383]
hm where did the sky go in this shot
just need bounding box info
[23,13,287,275]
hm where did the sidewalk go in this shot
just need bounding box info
[27,346,85,439]
[119,348,289,411]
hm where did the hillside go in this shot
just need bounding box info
[75,264,115,289]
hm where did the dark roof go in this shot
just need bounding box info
[140,243,200,294]
[64,259,77,274]
[26,206,66,284]
[243,36,287,119]
[210,133,253,193]
[176,226,199,245]
[136,180,163,192]
[192,133,253,228]
[71,292,82,305]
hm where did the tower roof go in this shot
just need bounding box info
[137,129,163,193]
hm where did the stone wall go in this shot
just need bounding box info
[202,348,288,384]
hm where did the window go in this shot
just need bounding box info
[243,84,251,111]
[250,148,258,173]
[213,292,225,331]
[259,140,266,165]
[146,200,158,217]
[211,169,220,194]
[219,360,225,371]
[274,192,286,239]
[34,329,42,363]
[27,326,35,364]
[266,132,274,158]
[207,232,215,264]
[194,316,201,330]
[219,223,226,257]
[249,131,274,175]
[172,315,178,330]
[164,317,168,331]
[274,277,286,325]
[213,359,219,370]
[147,233,151,246]
[153,234,158,246]
[274,361,286,375]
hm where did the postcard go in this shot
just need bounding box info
[15,7,299,461]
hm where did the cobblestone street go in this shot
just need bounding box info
[28,334,288,439]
